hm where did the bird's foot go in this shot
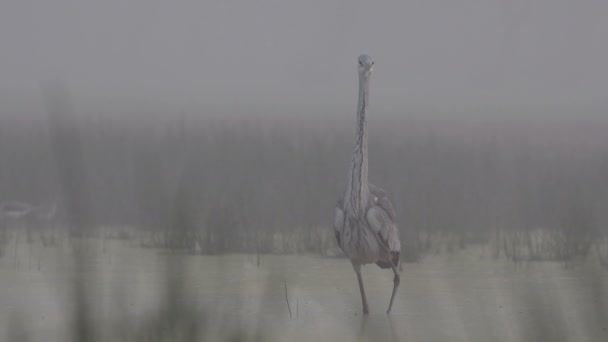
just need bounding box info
[363,306,369,315]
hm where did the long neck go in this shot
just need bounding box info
[345,73,370,214]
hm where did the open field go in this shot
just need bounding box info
[1,237,607,342]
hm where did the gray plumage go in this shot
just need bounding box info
[0,201,36,219]
[0,201,57,221]
[333,54,401,314]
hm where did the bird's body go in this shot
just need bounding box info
[0,201,36,219]
[334,185,399,266]
[0,200,59,245]
[333,54,401,314]
[0,201,57,221]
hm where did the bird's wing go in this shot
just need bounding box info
[0,201,35,218]
[369,184,397,221]
[1,201,33,212]
[366,204,401,253]
[333,199,345,246]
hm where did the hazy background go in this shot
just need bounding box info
[1,1,608,341]
[1,0,608,254]
[1,0,607,117]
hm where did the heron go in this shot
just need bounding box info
[0,200,59,242]
[0,201,36,220]
[0,200,57,223]
[333,54,401,315]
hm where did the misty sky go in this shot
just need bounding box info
[1,0,607,116]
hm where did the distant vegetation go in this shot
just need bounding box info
[2,103,608,340]
[1,108,608,262]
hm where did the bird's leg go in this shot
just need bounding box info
[387,264,400,314]
[352,262,369,314]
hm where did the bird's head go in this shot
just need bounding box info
[358,54,374,77]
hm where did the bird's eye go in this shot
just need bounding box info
[359,61,363,66]
[371,61,375,66]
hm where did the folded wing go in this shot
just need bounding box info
[366,186,400,268]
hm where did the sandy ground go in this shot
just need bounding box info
[1,238,607,341]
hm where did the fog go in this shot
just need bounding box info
[1,0,608,114]
[1,1,608,341]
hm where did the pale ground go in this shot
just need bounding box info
[1,237,607,341]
